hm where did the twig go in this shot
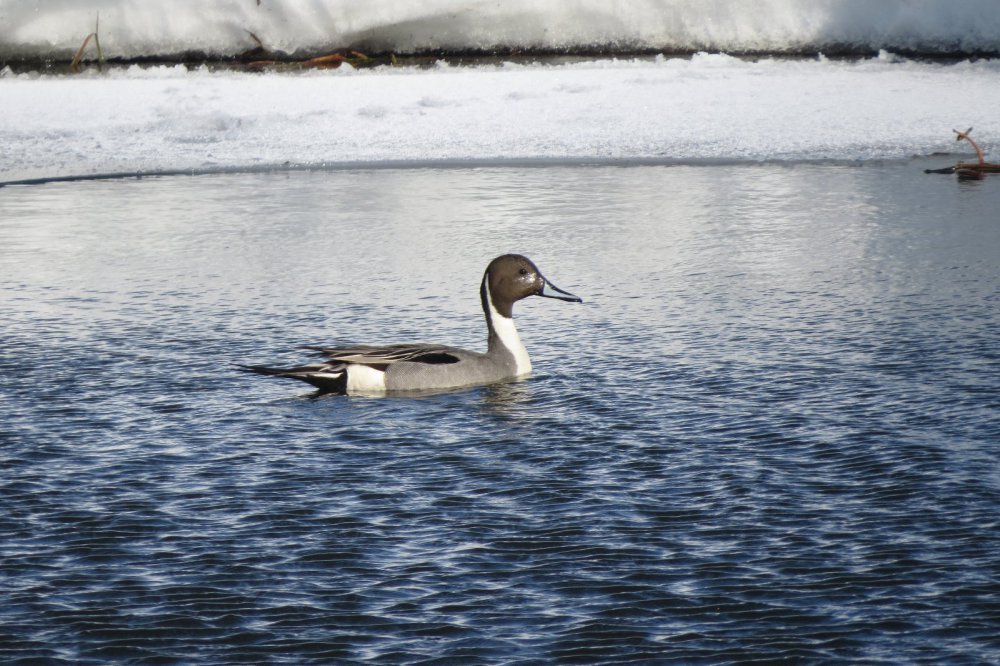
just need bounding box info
[246,30,265,50]
[953,127,985,165]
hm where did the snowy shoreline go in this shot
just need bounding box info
[3,53,999,185]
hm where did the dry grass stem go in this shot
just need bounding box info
[70,13,103,73]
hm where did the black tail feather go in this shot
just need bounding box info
[236,363,348,393]
[236,364,286,376]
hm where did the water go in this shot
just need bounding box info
[1,161,999,664]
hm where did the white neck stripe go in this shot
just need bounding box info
[486,283,532,376]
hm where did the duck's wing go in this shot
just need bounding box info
[302,343,462,366]
[239,344,465,394]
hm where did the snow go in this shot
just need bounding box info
[2,0,999,60]
[2,2,1000,184]
[3,55,1000,184]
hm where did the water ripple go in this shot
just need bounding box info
[2,164,1000,664]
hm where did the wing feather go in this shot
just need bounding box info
[302,343,460,365]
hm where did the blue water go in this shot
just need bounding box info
[1,160,999,664]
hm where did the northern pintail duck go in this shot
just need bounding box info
[240,254,582,394]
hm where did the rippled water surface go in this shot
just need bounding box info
[2,162,999,664]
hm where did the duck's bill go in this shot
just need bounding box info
[537,279,583,303]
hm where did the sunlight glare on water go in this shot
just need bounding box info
[1,162,999,664]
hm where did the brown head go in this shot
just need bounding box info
[480,254,582,319]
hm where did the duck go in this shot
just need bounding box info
[239,254,582,394]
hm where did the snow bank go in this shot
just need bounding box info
[3,55,999,184]
[1,0,999,61]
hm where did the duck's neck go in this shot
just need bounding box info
[481,275,532,376]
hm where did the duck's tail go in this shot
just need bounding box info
[237,363,348,394]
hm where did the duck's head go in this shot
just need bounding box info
[482,254,582,318]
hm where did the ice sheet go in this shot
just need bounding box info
[2,54,999,184]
